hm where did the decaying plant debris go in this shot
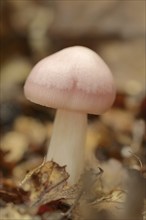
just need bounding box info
[0,110,146,220]
[0,158,126,219]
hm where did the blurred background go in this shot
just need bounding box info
[0,1,146,219]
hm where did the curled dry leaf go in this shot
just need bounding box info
[71,167,126,220]
[20,159,71,206]
[20,159,127,219]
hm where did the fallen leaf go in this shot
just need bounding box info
[20,159,70,206]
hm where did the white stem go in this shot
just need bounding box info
[47,109,87,185]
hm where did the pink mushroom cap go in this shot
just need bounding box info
[24,46,116,114]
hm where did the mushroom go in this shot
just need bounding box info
[24,46,116,184]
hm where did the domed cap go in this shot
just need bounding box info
[24,46,116,114]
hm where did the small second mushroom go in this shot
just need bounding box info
[24,46,116,184]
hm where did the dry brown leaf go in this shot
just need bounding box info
[19,159,130,219]
[20,159,71,206]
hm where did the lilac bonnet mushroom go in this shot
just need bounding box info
[24,46,116,184]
